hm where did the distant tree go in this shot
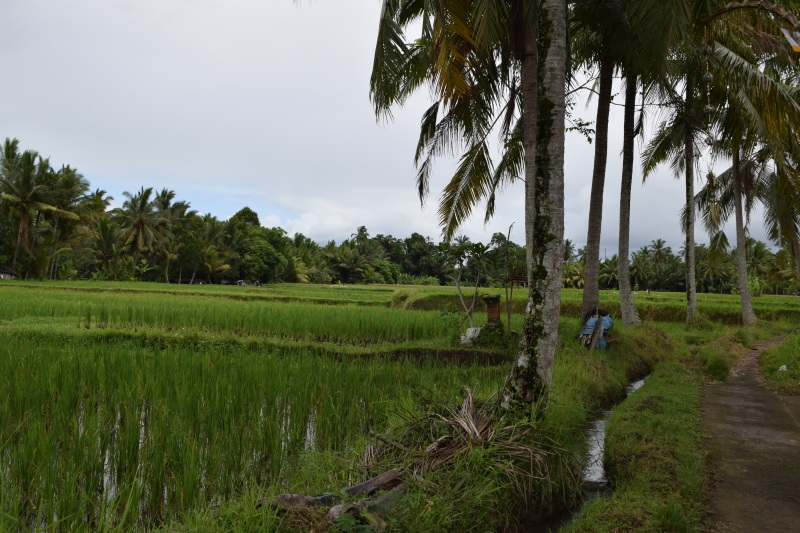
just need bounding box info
[0,145,78,269]
[230,207,261,227]
[113,187,169,261]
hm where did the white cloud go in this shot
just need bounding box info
[0,0,773,253]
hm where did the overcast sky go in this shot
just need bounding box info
[0,0,769,253]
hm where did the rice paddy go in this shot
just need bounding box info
[2,280,795,531]
[0,281,506,531]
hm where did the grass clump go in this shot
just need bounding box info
[356,388,581,532]
[697,342,735,381]
[761,332,800,395]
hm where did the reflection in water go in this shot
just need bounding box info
[582,376,647,490]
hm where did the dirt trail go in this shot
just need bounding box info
[701,337,800,532]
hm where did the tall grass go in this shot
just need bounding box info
[0,286,455,344]
[0,334,503,531]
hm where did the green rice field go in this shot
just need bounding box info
[1,280,798,531]
[0,281,507,531]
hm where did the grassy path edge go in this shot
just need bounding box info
[562,359,706,532]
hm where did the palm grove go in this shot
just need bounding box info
[2,0,800,412]
[370,0,800,412]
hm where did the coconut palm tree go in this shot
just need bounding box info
[644,0,800,323]
[0,149,78,269]
[371,0,568,413]
[160,236,180,283]
[695,10,800,322]
[44,165,90,278]
[599,254,620,289]
[92,215,124,280]
[563,239,577,262]
[617,73,643,325]
[113,187,170,261]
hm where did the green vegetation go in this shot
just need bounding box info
[0,282,681,532]
[0,280,796,531]
[2,137,799,303]
[762,332,800,395]
[564,361,706,533]
[0,335,502,531]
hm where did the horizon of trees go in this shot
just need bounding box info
[1,136,797,296]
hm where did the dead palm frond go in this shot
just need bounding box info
[363,387,580,521]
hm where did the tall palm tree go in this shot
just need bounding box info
[160,236,180,283]
[571,0,631,317]
[0,149,78,268]
[92,215,124,280]
[694,7,800,322]
[643,0,800,323]
[372,0,568,414]
[563,238,576,262]
[113,187,170,261]
[44,165,90,279]
[618,72,643,325]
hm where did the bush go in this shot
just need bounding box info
[397,274,441,286]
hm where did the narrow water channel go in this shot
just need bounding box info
[525,375,649,532]
[582,376,648,492]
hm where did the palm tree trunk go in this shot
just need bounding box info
[793,233,800,289]
[30,211,41,255]
[684,75,698,324]
[50,218,60,279]
[581,43,614,318]
[503,6,540,414]
[732,145,757,325]
[502,0,566,416]
[618,73,642,327]
[12,211,30,269]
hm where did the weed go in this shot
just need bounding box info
[697,343,734,381]
[733,328,754,348]
[761,333,800,395]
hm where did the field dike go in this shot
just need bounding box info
[398,291,800,325]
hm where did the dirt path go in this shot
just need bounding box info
[701,337,800,532]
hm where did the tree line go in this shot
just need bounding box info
[1,136,795,296]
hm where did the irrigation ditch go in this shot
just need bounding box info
[515,375,651,532]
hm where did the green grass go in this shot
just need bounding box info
[0,285,465,345]
[0,333,503,531]
[762,332,800,395]
[562,360,706,533]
